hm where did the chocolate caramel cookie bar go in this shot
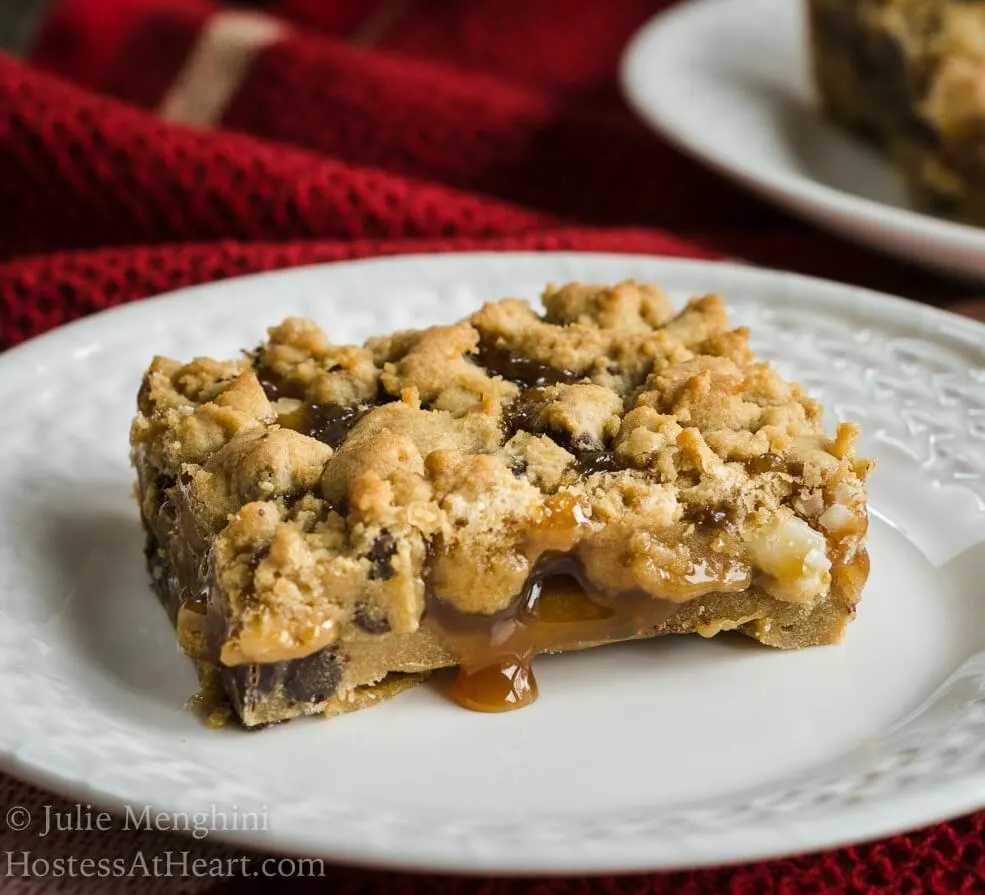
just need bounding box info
[809,0,985,223]
[131,281,873,728]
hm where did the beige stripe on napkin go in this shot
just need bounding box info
[158,11,288,127]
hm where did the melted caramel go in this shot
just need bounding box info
[451,660,538,712]
[430,559,682,713]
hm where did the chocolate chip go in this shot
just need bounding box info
[502,388,546,437]
[373,380,403,405]
[367,530,397,581]
[301,403,364,450]
[250,356,305,402]
[155,473,177,495]
[257,372,283,401]
[143,530,167,582]
[281,647,342,704]
[247,544,270,573]
[503,392,615,462]
[509,458,529,477]
[473,338,580,388]
[354,606,391,635]
[225,663,280,719]
[245,346,284,401]
[137,374,153,414]
[223,647,343,721]
[685,504,731,529]
[577,451,624,475]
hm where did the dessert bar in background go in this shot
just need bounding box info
[130,281,874,728]
[809,0,985,224]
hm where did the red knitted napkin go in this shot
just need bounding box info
[2,1,984,892]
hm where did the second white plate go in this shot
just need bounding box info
[620,0,985,282]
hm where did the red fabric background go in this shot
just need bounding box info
[3,0,984,890]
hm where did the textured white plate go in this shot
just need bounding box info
[620,0,985,281]
[2,253,985,874]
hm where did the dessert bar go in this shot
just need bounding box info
[809,0,985,224]
[131,281,873,728]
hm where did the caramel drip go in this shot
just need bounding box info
[451,661,538,712]
[429,558,682,713]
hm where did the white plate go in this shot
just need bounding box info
[3,252,985,874]
[620,0,985,282]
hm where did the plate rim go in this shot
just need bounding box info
[618,0,985,256]
[3,251,985,874]
[4,250,983,370]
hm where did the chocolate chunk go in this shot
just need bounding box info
[256,369,285,401]
[137,374,153,414]
[860,30,909,95]
[473,338,580,388]
[155,473,177,495]
[223,646,342,720]
[367,530,397,581]
[224,663,279,721]
[354,606,391,635]
[503,392,613,462]
[282,648,342,704]
[247,544,270,573]
[301,403,364,450]
[577,451,624,475]
[684,504,731,529]
[508,458,529,477]
[250,356,305,403]
[502,388,547,436]
[143,530,167,583]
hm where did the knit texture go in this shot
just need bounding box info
[1,0,983,891]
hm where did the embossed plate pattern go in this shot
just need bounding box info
[1,254,985,873]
